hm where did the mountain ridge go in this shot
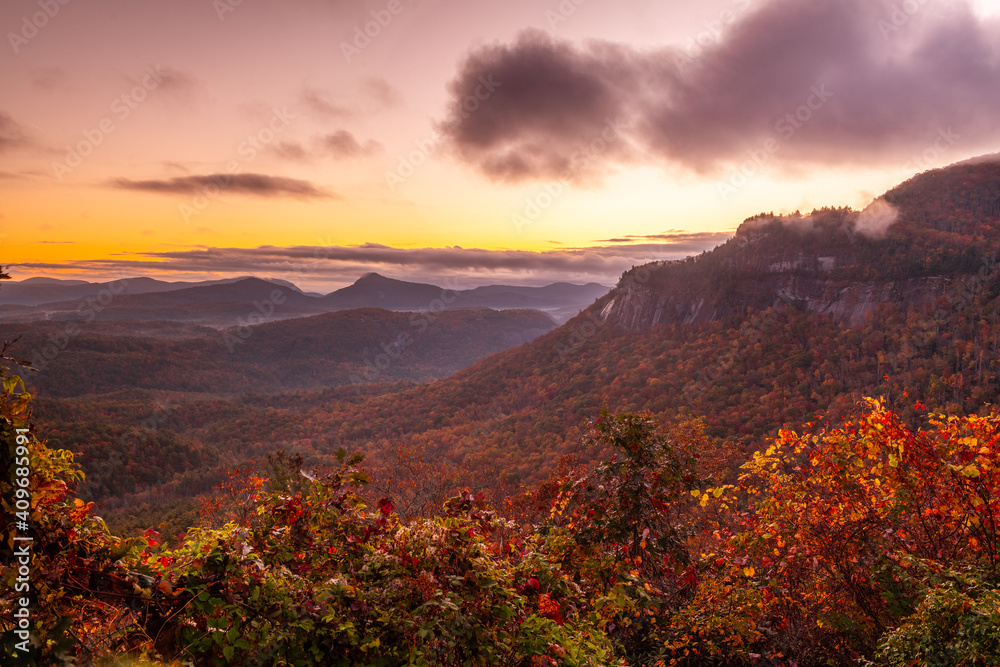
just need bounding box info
[1,274,609,325]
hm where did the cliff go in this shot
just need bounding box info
[595,157,1000,331]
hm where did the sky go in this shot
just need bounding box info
[1,0,1000,291]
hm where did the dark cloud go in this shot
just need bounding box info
[301,87,353,119]
[110,173,332,199]
[439,31,638,184]
[273,131,383,160]
[440,0,1000,183]
[273,141,311,161]
[11,235,730,289]
[320,130,383,158]
[154,68,199,98]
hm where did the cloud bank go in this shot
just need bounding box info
[12,233,732,291]
[440,0,1000,184]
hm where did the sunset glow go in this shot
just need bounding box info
[2,0,998,290]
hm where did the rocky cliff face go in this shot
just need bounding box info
[597,268,952,331]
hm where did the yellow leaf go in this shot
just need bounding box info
[743,567,755,577]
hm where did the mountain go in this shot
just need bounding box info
[9,278,324,326]
[321,273,609,322]
[0,275,290,307]
[321,273,450,310]
[5,307,556,398]
[1,274,608,325]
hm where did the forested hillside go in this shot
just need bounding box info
[28,160,999,522]
[2,308,556,397]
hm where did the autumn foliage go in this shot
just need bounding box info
[5,356,1000,665]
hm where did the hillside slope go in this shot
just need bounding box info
[27,157,1000,514]
[4,307,556,398]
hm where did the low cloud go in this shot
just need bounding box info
[743,200,902,239]
[855,199,899,238]
[440,0,1000,184]
[597,231,732,245]
[11,235,731,291]
[110,173,332,199]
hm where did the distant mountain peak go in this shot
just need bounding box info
[356,272,394,283]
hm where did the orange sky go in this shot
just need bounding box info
[2,0,998,290]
